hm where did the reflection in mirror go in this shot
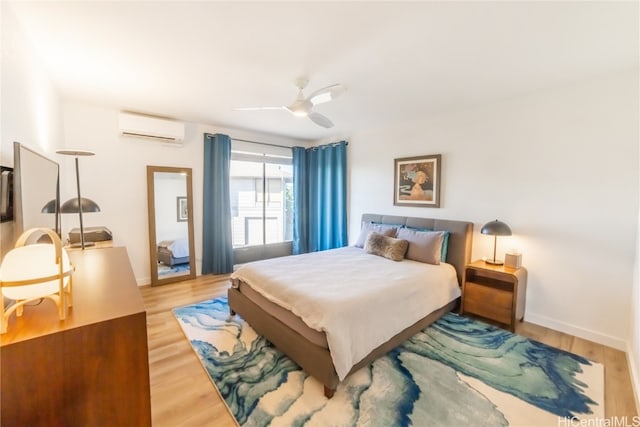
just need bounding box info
[146,166,195,286]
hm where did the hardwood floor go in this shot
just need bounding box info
[141,275,237,427]
[141,275,638,426]
[515,321,638,420]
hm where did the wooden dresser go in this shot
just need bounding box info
[0,247,151,426]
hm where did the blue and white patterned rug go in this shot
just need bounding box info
[158,263,190,276]
[173,297,604,427]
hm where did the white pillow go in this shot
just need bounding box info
[354,222,398,248]
[396,228,444,265]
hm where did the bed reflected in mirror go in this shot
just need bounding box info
[146,166,195,286]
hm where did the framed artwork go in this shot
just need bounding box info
[393,154,441,208]
[177,196,188,222]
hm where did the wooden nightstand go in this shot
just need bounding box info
[461,260,527,332]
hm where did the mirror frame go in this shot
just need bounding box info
[146,165,196,286]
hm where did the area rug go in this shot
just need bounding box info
[158,263,190,276]
[173,297,604,427]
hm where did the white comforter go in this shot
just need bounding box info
[231,246,460,380]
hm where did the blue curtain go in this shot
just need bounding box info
[202,133,234,274]
[293,141,348,254]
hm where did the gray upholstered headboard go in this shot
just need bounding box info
[361,213,473,286]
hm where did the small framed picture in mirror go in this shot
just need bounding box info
[177,196,188,222]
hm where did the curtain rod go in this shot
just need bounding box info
[209,134,348,150]
[231,138,291,149]
[313,141,348,147]
[231,137,348,149]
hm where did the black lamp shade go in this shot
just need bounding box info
[41,199,58,213]
[60,197,101,214]
[481,220,512,236]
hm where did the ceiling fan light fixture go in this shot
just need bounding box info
[285,107,308,117]
[289,107,308,117]
[235,79,343,128]
[287,100,311,117]
[310,92,332,105]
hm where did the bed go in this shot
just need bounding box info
[228,213,473,398]
[157,238,190,266]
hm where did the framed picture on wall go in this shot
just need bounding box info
[177,196,188,222]
[393,154,441,208]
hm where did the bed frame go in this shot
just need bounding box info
[157,246,189,267]
[228,213,473,398]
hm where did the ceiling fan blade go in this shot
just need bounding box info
[307,84,346,105]
[233,106,285,111]
[308,112,334,128]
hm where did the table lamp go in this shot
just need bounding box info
[56,149,100,249]
[481,219,512,265]
[0,228,74,333]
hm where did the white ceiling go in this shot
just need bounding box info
[8,1,639,142]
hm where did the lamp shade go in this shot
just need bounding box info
[60,197,101,214]
[0,228,74,333]
[0,244,73,300]
[41,199,58,213]
[481,220,512,237]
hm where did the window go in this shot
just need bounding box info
[230,150,293,248]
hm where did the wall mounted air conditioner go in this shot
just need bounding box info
[118,112,185,143]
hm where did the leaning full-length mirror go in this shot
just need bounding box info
[147,166,196,286]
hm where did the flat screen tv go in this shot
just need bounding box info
[0,166,13,223]
[13,142,60,242]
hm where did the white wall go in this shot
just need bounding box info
[631,128,640,410]
[1,4,63,257]
[631,208,640,411]
[61,103,311,284]
[348,70,639,350]
[1,5,63,161]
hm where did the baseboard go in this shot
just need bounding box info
[525,311,626,351]
[136,276,151,286]
[627,342,640,415]
[135,272,201,286]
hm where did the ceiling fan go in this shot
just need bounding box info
[234,78,346,128]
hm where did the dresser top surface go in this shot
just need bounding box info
[1,247,145,346]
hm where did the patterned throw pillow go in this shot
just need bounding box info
[364,232,409,262]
